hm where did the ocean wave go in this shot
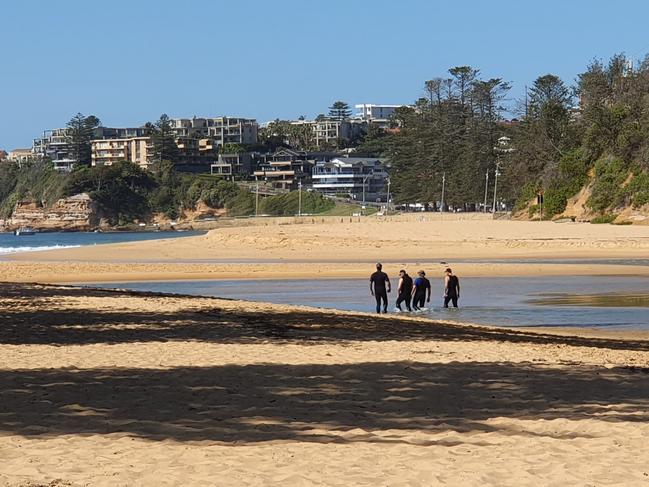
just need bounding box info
[0,244,81,255]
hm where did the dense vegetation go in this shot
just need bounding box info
[6,54,649,223]
[355,55,649,217]
[0,160,334,224]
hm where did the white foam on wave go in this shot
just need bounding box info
[0,244,81,255]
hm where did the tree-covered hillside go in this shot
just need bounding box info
[0,161,334,225]
[382,55,649,218]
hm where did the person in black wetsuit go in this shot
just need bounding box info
[395,269,413,312]
[370,263,391,313]
[443,267,460,308]
[412,270,431,310]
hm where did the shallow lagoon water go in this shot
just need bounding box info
[91,276,649,330]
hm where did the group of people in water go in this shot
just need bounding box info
[369,263,460,314]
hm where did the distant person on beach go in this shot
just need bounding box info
[395,269,413,312]
[412,270,431,310]
[443,268,460,308]
[370,263,391,313]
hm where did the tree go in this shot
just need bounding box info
[220,143,244,154]
[146,114,179,165]
[387,66,511,208]
[328,101,352,121]
[66,113,101,166]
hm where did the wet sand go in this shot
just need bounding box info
[1,282,649,486]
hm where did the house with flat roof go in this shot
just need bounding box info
[312,157,388,202]
[7,148,34,164]
[254,149,338,191]
[210,152,254,180]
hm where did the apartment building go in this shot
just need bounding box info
[210,152,254,180]
[312,157,388,202]
[33,126,149,171]
[33,128,76,171]
[171,117,258,146]
[91,137,151,169]
[354,104,405,123]
[254,149,338,190]
[290,119,366,148]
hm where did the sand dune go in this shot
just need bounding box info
[1,283,649,486]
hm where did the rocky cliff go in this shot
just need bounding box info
[7,193,98,231]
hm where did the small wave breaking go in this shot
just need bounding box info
[0,244,81,255]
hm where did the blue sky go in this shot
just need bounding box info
[2,0,649,149]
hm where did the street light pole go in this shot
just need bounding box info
[362,174,370,207]
[386,177,391,214]
[492,159,500,214]
[483,170,489,212]
[440,172,446,212]
[298,181,302,217]
[255,181,259,217]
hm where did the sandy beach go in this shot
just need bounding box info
[1,282,649,486]
[3,216,649,485]
[5,216,649,284]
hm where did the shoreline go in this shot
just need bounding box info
[3,260,649,285]
[2,278,649,485]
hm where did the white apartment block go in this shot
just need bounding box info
[354,104,405,122]
[312,157,388,201]
[170,117,258,146]
[91,137,151,169]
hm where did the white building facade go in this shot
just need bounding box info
[312,157,388,202]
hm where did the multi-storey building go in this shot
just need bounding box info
[210,152,254,180]
[170,117,258,146]
[354,104,405,123]
[254,149,338,191]
[312,157,388,202]
[289,119,366,148]
[91,137,152,169]
[33,128,76,171]
[34,126,149,171]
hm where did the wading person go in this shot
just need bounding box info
[370,263,391,314]
[412,270,431,310]
[443,268,460,308]
[395,269,413,312]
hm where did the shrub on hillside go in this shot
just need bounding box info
[624,172,649,208]
[542,148,590,218]
[587,157,627,212]
[590,214,617,224]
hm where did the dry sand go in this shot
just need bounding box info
[5,216,649,284]
[1,282,649,486]
[3,216,649,485]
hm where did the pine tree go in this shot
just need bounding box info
[147,114,179,165]
[328,101,352,121]
[66,113,101,166]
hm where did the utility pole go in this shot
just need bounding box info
[492,159,500,214]
[298,181,302,217]
[483,170,489,212]
[362,174,370,208]
[440,172,446,212]
[255,181,260,217]
[386,177,391,214]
